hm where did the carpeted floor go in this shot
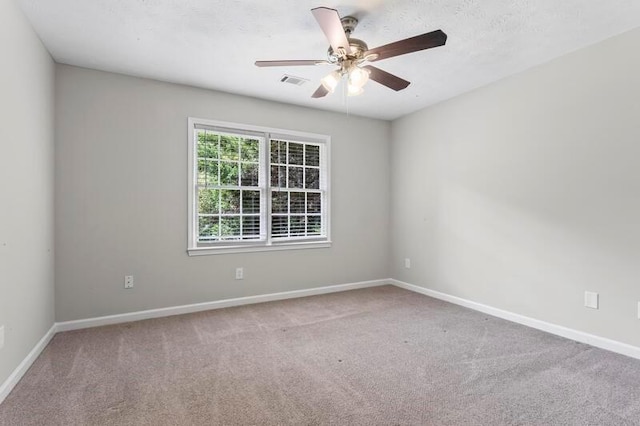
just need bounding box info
[2,285,640,425]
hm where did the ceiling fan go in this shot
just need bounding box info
[255,7,447,98]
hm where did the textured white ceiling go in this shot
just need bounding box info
[17,0,640,120]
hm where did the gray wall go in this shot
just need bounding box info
[55,65,391,321]
[0,0,55,385]
[391,27,640,347]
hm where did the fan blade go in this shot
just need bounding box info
[311,7,351,55]
[362,65,410,91]
[365,30,447,62]
[311,85,330,98]
[255,60,330,67]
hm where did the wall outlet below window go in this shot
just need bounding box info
[235,267,244,280]
[584,291,598,309]
[404,258,411,269]
[124,275,134,289]
[0,325,5,350]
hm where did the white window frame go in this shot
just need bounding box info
[187,117,331,256]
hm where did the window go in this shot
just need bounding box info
[188,118,330,255]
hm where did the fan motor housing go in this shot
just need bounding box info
[327,38,369,61]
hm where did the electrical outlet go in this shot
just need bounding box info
[637,302,640,320]
[404,258,411,269]
[235,267,244,280]
[584,291,598,309]
[124,275,134,289]
[0,325,5,350]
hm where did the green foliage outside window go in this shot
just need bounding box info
[197,131,260,241]
[196,131,323,242]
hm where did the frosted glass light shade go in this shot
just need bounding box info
[347,84,364,96]
[320,71,341,92]
[348,66,370,88]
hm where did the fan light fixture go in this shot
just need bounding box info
[348,66,369,87]
[347,84,364,96]
[320,70,341,93]
[321,65,370,96]
[347,66,369,96]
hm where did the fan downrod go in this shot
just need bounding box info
[340,16,358,35]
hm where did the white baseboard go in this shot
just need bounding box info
[391,279,640,361]
[1,279,390,404]
[56,279,391,332]
[0,324,57,405]
[13,279,636,407]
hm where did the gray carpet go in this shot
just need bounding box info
[2,285,640,425]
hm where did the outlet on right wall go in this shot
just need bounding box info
[390,27,640,347]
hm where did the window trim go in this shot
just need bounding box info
[187,117,331,256]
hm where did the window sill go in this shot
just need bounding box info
[187,240,332,256]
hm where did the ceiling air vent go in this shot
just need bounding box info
[280,75,309,86]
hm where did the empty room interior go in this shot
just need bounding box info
[2,0,640,424]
